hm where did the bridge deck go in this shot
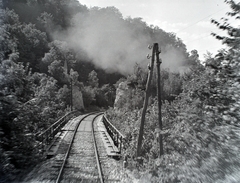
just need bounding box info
[46,114,120,158]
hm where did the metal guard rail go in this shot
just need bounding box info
[102,115,125,154]
[36,110,80,151]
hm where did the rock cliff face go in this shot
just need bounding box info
[72,86,84,110]
[114,81,145,110]
[114,82,129,109]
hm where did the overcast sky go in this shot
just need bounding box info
[78,0,238,60]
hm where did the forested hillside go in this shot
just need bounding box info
[0,0,190,181]
[1,0,239,182]
[107,1,240,182]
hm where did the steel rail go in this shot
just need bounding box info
[92,113,105,183]
[55,111,100,183]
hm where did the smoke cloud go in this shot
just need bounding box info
[161,45,188,73]
[54,7,188,75]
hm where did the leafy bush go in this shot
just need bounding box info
[107,28,240,182]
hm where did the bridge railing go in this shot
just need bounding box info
[102,115,125,154]
[35,110,80,152]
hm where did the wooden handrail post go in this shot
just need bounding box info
[119,136,122,153]
[51,127,54,138]
[117,133,119,148]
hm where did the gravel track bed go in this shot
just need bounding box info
[61,130,99,182]
[21,114,134,183]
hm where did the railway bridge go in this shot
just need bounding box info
[24,111,125,183]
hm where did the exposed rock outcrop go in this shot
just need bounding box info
[114,82,129,109]
[72,85,84,110]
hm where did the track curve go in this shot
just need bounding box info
[55,112,104,183]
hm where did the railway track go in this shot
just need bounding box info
[46,112,103,183]
[23,112,123,183]
[48,112,122,183]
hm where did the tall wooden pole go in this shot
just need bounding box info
[155,44,163,156]
[136,43,157,157]
[70,78,73,111]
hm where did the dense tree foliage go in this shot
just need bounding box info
[0,1,117,181]
[0,0,227,182]
[107,1,240,182]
